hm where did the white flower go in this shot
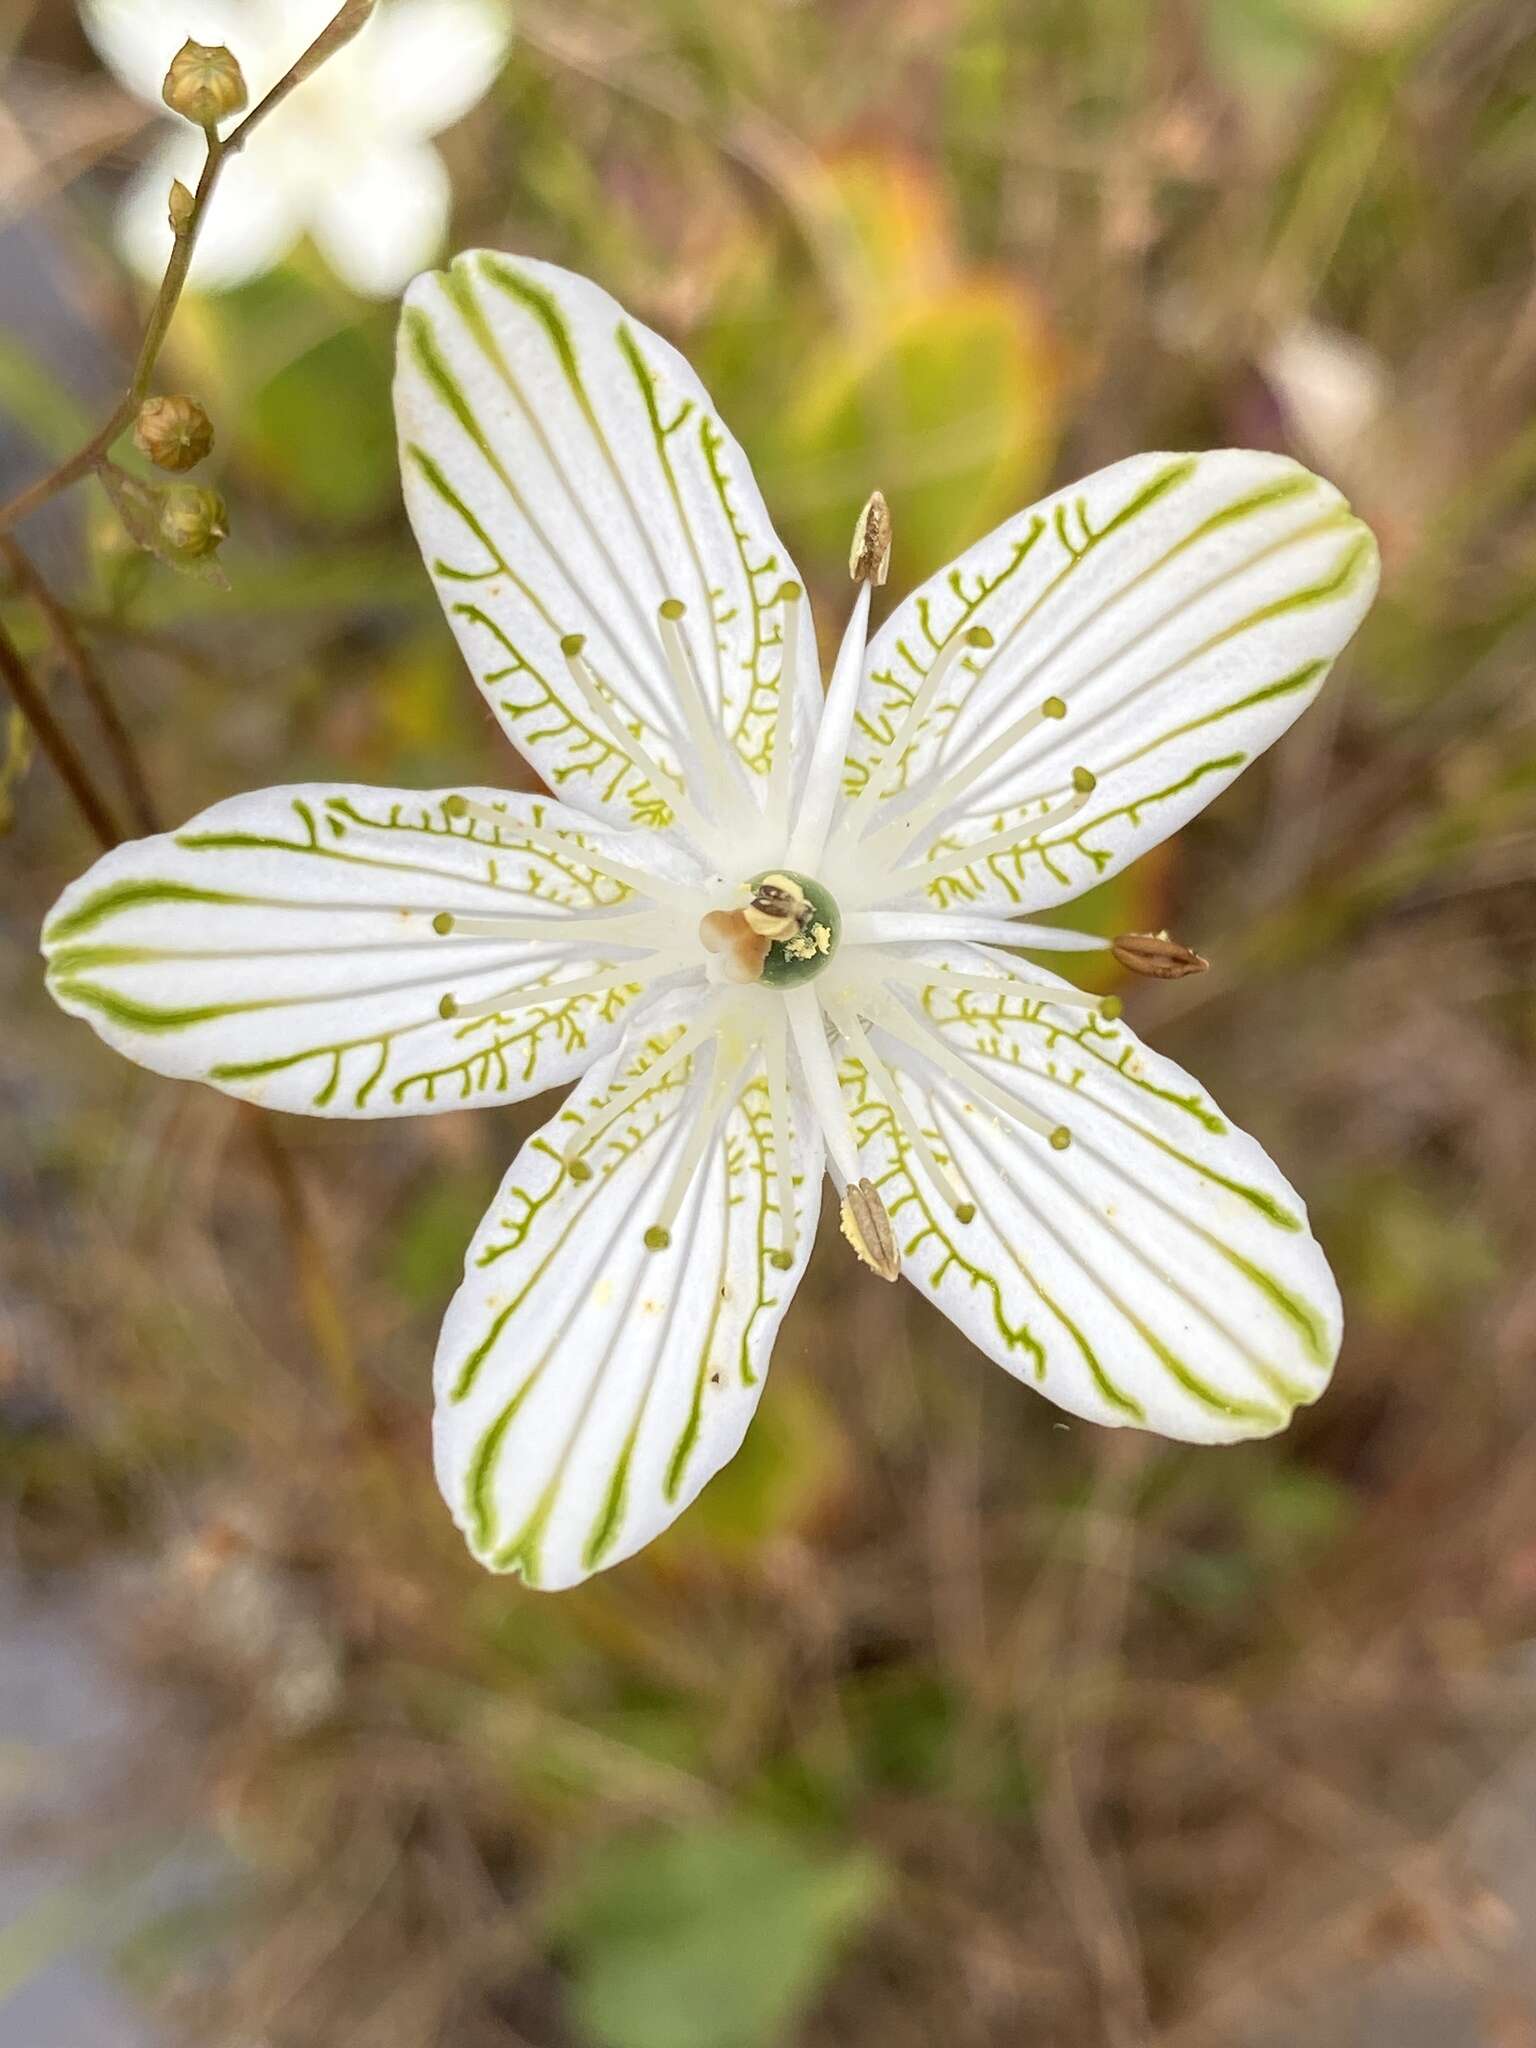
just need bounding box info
[80,0,512,296]
[42,255,1379,1588]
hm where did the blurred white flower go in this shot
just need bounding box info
[80,0,512,296]
[1263,319,1389,466]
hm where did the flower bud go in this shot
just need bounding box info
[1110,930,1210,980]
[162,40,248,128]
[168,179,196,233]
[134,395,215,474]
[158,484,228,561]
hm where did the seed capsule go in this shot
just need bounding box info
[157,484,228,562]
[162,40,248,128]
[133,395,214,474]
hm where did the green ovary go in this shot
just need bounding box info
[753,870,842,989]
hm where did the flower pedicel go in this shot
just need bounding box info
[42,254,1379,1587]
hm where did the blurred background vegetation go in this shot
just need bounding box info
[3,1,1536,2043]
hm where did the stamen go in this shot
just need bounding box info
[786,489,892,871]
[878,961,1120,1018]
[768,581,802,835]
[440,959,685,1024]
[1110,930,1210,979]
[559,633,714,847]
[833,626,993,850]
[848,490,893,587]
[430,907,673,947]
[561,1003,724,1169]
[764,1009,799,1271]
[892,769,1098,888]
[856,694,1069,870]
[656,599,750,821]
[867,992,1073,1151]
[840,1178,900,1282]
[783,984,863,1187]
[835,1003,976,1223]
[443,794,705,907]
[843,911,1112,952]
[644,1040,747,1249]
[785,581,872,872]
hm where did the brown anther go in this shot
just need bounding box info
[1110,930,1210,980]
[849,490,892,586]
[839,1178,899,1282]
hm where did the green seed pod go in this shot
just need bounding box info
[158,484,229,562]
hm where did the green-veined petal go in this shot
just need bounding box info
[434,999,822,1586]
[836,449,1377,914]
[41,783,690,1117]
[395,253,820,855]
[840,943,1340,1441]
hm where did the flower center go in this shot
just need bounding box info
[698,871,842,987]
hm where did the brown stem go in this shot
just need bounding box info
[0,0,378,536]
[247,1115,365,1417]
[0,537,160,834]
[0,613,123,849]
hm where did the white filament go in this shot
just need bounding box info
[563,1001,725,1165]
[764,1007,800,1266]
[868,992,1068,1147]
[843,912,1111,951]
[656,602,752,825]
[831,628,982,851]
[446,956,693,1023]
[768,584,803,837]
[894,780,1098,887]
[858,695,1070,872]
[446,796,709,909]
[878,961,1115,1013]
[560,638,715,849]
[834,1000,974,1220]
[785,581,871,872]
[784,984,862,1186]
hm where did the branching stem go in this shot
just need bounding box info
[0,0,377,535]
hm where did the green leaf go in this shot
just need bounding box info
[553,1821,886,2048]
